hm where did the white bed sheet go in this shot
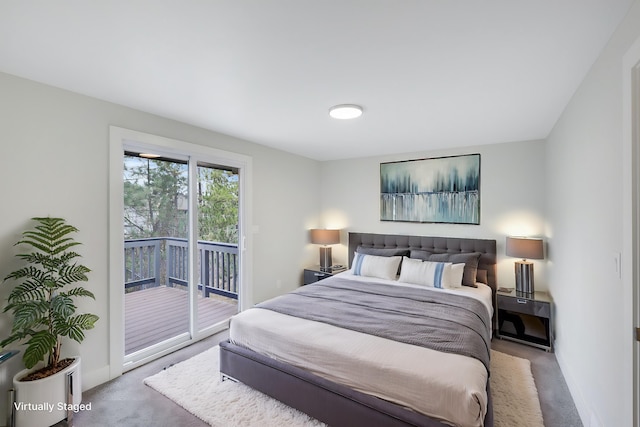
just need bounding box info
[229,273,493,427]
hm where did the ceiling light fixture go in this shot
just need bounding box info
[329,104,363,120]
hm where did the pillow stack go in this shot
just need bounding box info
[349,247,483,289]
[410,250,482,287]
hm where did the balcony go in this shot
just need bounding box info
[124,237,238,354]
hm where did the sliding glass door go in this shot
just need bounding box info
[122,151,239,362]
[195,162,239,332]
[123,153,191,355]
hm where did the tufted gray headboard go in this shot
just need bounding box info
[348,232,497,292]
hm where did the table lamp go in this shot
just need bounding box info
[505,236,544,294]
[310,229,340,270]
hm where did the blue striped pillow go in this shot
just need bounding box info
[351,252,402,280]
[430,262,448,288]
[352,252,366,275]
[398,257,464,289]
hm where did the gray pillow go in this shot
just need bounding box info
[427,252,482,287]
[356,246,410,258]
[476,269,488,285]
[409,250,434,261]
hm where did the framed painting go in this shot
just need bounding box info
[380,154,480,224]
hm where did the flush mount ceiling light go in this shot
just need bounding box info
[329,104,363,120]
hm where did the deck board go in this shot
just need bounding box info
[125,286,237,355]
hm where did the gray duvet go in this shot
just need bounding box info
[256,277,492,372]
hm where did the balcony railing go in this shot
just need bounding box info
[124,237,239,300]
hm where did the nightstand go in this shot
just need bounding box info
[303,265,347,285]
[496,289,554,352]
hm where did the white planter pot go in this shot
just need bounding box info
[12,357,81,427]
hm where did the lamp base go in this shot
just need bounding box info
[515,261,535,294]
[319,247,332,270]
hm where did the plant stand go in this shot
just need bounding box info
[11,357,81,427]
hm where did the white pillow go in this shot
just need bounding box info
[399,257,464,289]
[446,263,465,288]
[351,252,402,280]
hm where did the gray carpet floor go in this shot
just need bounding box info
[63,332,582,427]
[491,338,583,427]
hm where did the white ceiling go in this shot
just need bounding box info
[0,1,634,160]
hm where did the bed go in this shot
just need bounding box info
[220,232,497,427]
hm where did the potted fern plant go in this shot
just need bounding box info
[1,217,99,427]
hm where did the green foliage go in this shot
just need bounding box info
[124,156,189,239]
[1,217,99,370]
[197,167,239,244]
[124,155,238,244]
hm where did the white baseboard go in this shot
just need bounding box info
[82,365,111,392]
[555,344,601,427]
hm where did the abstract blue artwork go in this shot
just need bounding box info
[380,154,480,224]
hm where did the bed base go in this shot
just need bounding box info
[219,340,494,427]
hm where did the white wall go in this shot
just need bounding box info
[0,72,320,393]
[319,140,548,290]
[546,2,640,426]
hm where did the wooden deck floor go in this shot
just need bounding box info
[124,286,237,355]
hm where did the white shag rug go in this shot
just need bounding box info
[490,350,545,427]
[144,347,544,427]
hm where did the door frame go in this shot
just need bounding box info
[623,34,640,427]
[108,126,253,378]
